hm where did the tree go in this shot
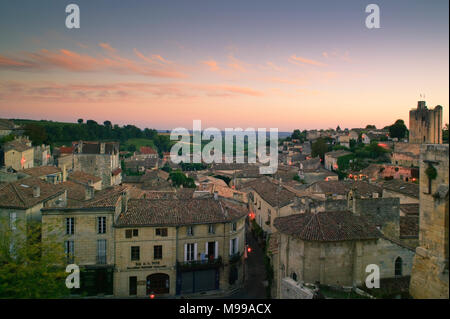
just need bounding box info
[292,129,301,140]
[0,219,69,298]
[443,123,449,144]
[169,170,196,188]
[23,124,48,145]
[311,138,330,160]
[389,119,408,139]
[103,120,112,127]
[77,119,83,124]
[127,144,136,152]
[365,125,376,129]
[336,125,341,132]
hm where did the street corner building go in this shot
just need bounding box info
[41,188,248,297]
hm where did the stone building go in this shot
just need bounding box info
[410,144,449,298]
[68,170,102,191]
[22,166,63,184]
[391,142,420,167]
[324,150,352,171]
[271,210,415,298]
[1,138,34,171]
[241,177,297,235]
[380,179,419,204]
[41,186,128,296]
[0,177,67,240]
[409,101,443,144]
[73,141,121,189]
[33,144,52,167]
[114,197,247,297]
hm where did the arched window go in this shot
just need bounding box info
[395,257,402,277]
[292,272,297,281]
[146,273,169,294]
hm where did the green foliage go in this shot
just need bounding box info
[443,123,449,144]
[213,175,231,185]
[365,125,376,129]
[169,170,196,188]
[293,175,301,182]
[311,137,330,159]
[425,165,437,180]
[127,144,136,152]
[336,153,356,171]
[0,134,15,144]
[23,123,48,146]
[0,219,70,298]
[180,162,207,171]
[389,119,408,139]
[161,162,172,173]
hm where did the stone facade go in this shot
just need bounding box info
[73,141,121,189]
[410,144,449,298]
[409,101,443,144]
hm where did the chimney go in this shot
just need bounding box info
[121,190,128,213]
[100,142,106,154]
[62,164,67,182]
[85,186,94,200]
[33,185,40,198]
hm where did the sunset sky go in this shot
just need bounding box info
[0,0,448,131]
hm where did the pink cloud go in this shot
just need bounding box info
[0,46,186,78]
[289,55,327,67]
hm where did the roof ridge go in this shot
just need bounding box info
[11,183,27,206]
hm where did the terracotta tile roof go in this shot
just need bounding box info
[308,180,382,197]
[0,177,65,209]
[245,177,296,207]
[22,166,61,177]
[58,146,74,154]
[379,179,419,198]
[400,215,419,238]
[59,180,87,202]
[140,146,157,155]
[3,139,33,152]
[68,171,101,184]
[399,203,419,216]
[116,198,248,227]
[273,211,382,242]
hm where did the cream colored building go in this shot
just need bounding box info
[41,186,128,296]
[114,197,247,297]
[2,138,34,171]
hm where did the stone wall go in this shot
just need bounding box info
[409,102,443,144]
[410,144,449,298]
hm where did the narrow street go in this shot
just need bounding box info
[224,230,267,299]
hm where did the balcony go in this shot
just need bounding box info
[177,256,222,272]
[229,252,241,264]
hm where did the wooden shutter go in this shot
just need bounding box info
[184,243,187,261]
[194,243,198,261]
[205,242,208,255]
[214,241,219,259]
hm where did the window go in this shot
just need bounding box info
[185,243,195,261]
[10,212,17,231]
[64,240,74,263]
[125,229,138,238]
[267,210,271,225]
[66,217,74,235]
[131,246,140,261]
[230,238,238,255]
[154,245,163,259]
[129,276,137,296]
[97,217,106,234]
[231,222,237,232]
[187,226,194,236]
[292,272,297,281]
[97,239,107,264]
[208,224,215,234]
[156,228,168,237]
[395,257,403,277]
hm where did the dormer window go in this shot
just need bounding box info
[187,226,194,236]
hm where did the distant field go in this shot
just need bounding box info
[122,138,156,151]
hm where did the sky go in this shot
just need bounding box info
[0,0,448,131]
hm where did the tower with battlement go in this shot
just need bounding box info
[409,101,443,144]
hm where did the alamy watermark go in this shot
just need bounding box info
[169,120,278,174]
